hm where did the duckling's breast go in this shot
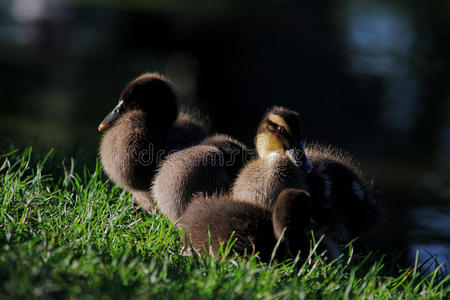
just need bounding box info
[99,111,152,191]
[232,152,308,209]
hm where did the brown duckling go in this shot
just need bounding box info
[179,188,312,261]
[232,106,312,209]
[98,73,207,211]
[152,134,253,222]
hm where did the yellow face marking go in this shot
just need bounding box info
[267,113,292,135]
[256,131,289,158]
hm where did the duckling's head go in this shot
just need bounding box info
[256,106,313,171]
[272,188,312,255]
[98,72,178,131]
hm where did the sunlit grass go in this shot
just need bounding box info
[0,147,448,298]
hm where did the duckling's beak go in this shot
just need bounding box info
[98,100,124,132]
[295,140,313,172]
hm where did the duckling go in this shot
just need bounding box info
[152,134,253,222]
[98,73,207,212]
[304,144,381,241]
[232,106,313,209]
[231,106,381,259]
[180,188,312,261]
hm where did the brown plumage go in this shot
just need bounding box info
[152,134,252,221]
[179,189,313,261]
[232,106,312,209]
[98,73,207,211]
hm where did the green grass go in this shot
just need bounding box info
[0,147,448,299]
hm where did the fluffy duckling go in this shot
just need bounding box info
[305,144,381,242]
[180,189,312,261]
[232,106,313,209]
[152,134,253,222]
[232,106,381,259]
[98,73,207,211]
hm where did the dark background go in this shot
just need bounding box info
[0,0,448,271]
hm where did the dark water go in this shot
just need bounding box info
[1,0,449,273]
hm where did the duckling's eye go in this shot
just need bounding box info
[277,125,285,134]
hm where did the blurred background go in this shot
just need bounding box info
[0,0,448,273]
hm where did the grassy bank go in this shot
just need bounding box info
[0,148,448,299]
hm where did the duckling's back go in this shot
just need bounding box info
[152,134,251,221]
[179,194,280,261]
